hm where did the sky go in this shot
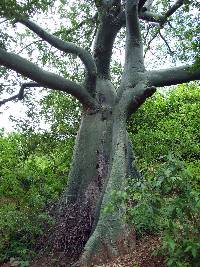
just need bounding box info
[0,101,26,132]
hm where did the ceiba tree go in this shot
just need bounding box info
[0,0,200,266]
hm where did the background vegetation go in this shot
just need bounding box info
[0,0,199,266]
[0,82,199,266]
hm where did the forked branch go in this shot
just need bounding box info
[16,19,97,94]
[160,0,184,26]
[148,65,200,87]
[139,0,184,26]
[0,48,98,109]
[0,82,41,107]
[118,81,156,116]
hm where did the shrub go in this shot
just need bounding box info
[111,155,200,267]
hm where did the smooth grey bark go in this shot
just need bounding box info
[0,1,200,266]
[76,115,136,266]
[16,19,97,94]
[148,66,200,87]
[0,48,98,109]
[58,95,138,266]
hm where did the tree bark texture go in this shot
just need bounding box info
[0,1,200,266]
[44,78,139,266]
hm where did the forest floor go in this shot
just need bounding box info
[96,235,167,267]
[1,235,167,267]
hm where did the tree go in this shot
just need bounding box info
[0,0,199,266]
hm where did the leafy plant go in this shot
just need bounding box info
[0,131,74,262]
[111,154,200,267]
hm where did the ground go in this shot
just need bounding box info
[0,235,167,267]
[96,235,166,267]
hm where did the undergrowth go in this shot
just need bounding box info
[110,154,200,267]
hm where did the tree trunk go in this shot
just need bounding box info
[1,1,199,266]
[46,78,139,266]
[76,115,137,266]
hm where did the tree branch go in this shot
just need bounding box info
[0,82,40,107]
[139,0,154,12]
[160,0,184,26]
[164,0,184,19]
[159,31,174,55]
[0,48,99,109]
[127,85,156,115]
[138,0,148,12]
[118,80,156,116]
[93,5,122,79]
[148,65,200,87]
[118,9,165,27]
[16,19,97,94]
[122,0,145,84]
[139,11,164,23]
[139,0,184,26]
[119,0,184,29]
[144,28,159,58]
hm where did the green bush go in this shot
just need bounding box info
[0,131,74,262]
[0,83,199,264]
[128,83,200,170]
[118,83,200,267]
[111,155,200,267]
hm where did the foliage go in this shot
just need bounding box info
[111,155,200,267]
[40,91,80,138]
[1,82,199,264]
[0,131,74,262]
[128,83,200,171]
[108,83,200,266]
[0,0,53,20]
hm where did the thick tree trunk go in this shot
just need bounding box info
[76,115,137,266]
[1,1,199,266]
[46,79,139,266]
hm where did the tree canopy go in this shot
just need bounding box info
[0,1,200,266]
[0,0,199,110]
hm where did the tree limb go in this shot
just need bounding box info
[158,31,174,55]
[118,80,156,116]
[160,0,184,26]
[0,82,40,107]
[144,28,159,58]
[122,0,145,82]
[164,0,184,19]
[148,65,200,87]
[118,9,165,26]
[93,3,122,79]
[139,11,164,23]
[0,48,99,109]
[116,0,184,29]
[16,19,97,94]
[138,0,148,11]
[127,85,156,115]
[139,0,184,26]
